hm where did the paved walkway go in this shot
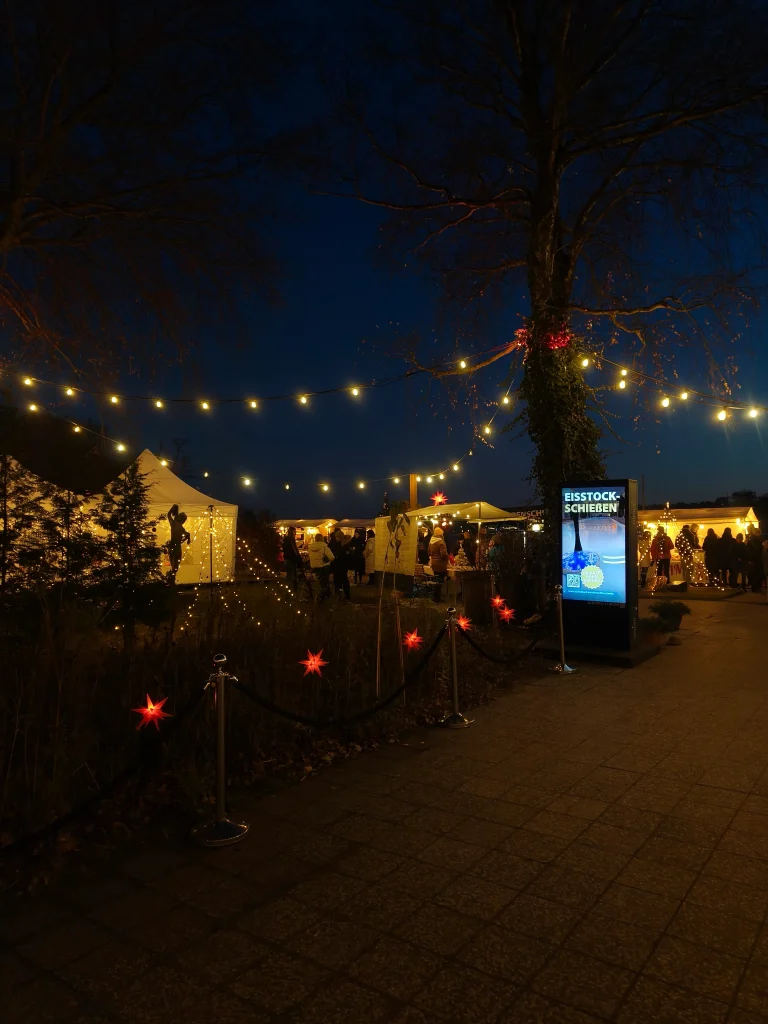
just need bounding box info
[3,598,768,1023]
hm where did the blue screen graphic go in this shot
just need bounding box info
[561,486,627,606]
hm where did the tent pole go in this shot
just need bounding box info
[208,504,214,594]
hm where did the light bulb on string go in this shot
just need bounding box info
[110,395,119,404]
[155,400,164,408]
[285,483,290,490]
[358,481,365,489]
[299,395,308,405]
[204,471,209,478]
[321,483,329,492]
[350,387,359,397]
[249,400,257,409]
[439,473,444,480]
[73,425,81,433]
[453,464,459,471]
[680,392,688,401]
[661,397,670,408]
[483,425,492,435]
[502,395,510,405]
[426,476,433,483]
[116,443,126,452]
[459,359,467,369]
[65,387,74,396]
[160,459,168,467]
[581,357,590,368]
[717,409,727,421]
[393,476,400,484]
[28,403,37,412]
[749,408,758,418]
[23,377,32,386]
[618,380,626,390]
[416,475,421,482]
[620,369,628,377]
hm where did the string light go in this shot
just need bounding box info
[110,395,119,404]
[459,359,467,369]
[201,401,210,410]
[358,481,365,489]
[73,425,81,433]
[416,475,422,482]
[453,464,459,471]
[717,409,727,421]
[285,483,290,490]
[23,377,32,386]
[116,443,126,452]
[619,380,626,389]
[321,483,329,492]
[203,471,209,478]
[426,476,433,483]
[483,425,492,434]
[350,387,359,396]
[160,459,168,467]
[249,400,257,409]
[620,369,628,377]
[393,476,400,484]
[581,357,590,368]
[680,392,688,401]
[243,478,252,486]
[155,400,163,408]
[65,387,74,396]
[28,403,37,412]
[502,395,510,405]
[749,408,758,418]
[661,397,670,408]
[299,396,308,405]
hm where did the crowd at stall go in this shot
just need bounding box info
[639,521,768,593]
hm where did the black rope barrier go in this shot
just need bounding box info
[0,683,208,858]
[232,625,447,728]
[457,629,539,665]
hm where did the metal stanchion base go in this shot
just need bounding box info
[191,817,250,847]
[440,711,474,728]
[549,663,577,674]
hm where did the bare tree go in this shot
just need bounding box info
[0,0,282,374]
[320,0,768,534]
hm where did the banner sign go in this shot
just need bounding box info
[561,486,627,606]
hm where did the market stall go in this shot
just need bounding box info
[640,506,760,586]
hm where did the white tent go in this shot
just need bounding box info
[134,450,238,584]
[411,501,526,523]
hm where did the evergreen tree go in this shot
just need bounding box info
[95,463,160,592]
[0,456,52,594]
[41,488,104,589]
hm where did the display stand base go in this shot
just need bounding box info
[549,663,577,674]
[537,640,660,668]
[440,712,474,729]
[191,817,249,847]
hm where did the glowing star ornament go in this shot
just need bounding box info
[499,607,516,623]
[431,491,447,506]
[133,695,172,731]
[456,615,472,631]
[403,630,424,650]
[299,649,328,677]
[491,595,506,609]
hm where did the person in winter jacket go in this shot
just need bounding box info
[429,526,450,602]
[650,527,673,583]
[702,528,719,585]
[329,528,351,599]
[282,526,302,590]
[308,532,334,600]
[730,533,748,589]
[718,527,735,586]
[638,529,652,589]
[166,504,191,581]
[363,529,376,584]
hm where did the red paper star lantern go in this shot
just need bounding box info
[431,491,447,506]
[491,595,505,609]
[456,615,472,631]
[499,607,516,623]
[403,629,423,650]
[299,649,328,676]
[132,695,172,731]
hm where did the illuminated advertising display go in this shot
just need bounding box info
[561,486,627,606]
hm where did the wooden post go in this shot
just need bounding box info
[409,473,418,511]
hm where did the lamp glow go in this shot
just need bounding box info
[621,369,628,377]
[201,401,210,410]
[249,400,257,409]
[393,476,400,484]
[116,443,126,452]
[416,475,421,482]
[204,471,209,477]
[459,359,467,369]
[65,387,74,396]
[285,483,290,490]
[439,473,444,480]
[351,387,359,396]
[23,377,32,386]
[581,357,589,368]
[73,425,81,432]
[322,483,329,491]
[300,395,307,404]
[453,464,459,471]
[484,425,491,434]
[28,403,37,411]
[426,476,433,483]
[531,523,542,532]
[243,478,251,486]
[155,400,163,408]
[749,408,758,418]
[358,481,365,489]
[619,380,626,389]
[661,397,670,408]
[502,396,510,405]
[717,409,727,421]
[680,391,688,400]
[160,459,168,467]
[110,395,118,404]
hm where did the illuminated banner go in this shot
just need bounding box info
[561,485,627,606]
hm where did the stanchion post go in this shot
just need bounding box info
[441,608,473,728]
[191,653,250,847]
[550,585,576,675]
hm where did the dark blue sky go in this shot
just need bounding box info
[68,181,768,519]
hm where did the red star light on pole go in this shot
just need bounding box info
[431,491,447,506]
[132,695,172,731]
[299,649,329,676]
[456,615,472,631]
[499,607,516,623]
[491,595,505,609]
[403,629,424,650]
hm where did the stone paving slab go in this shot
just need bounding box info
[3,597,768,1022]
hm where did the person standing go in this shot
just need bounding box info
[462,528,478,568]
[429,525,450,602]
[650,527,673,585]
[718,527,735,586]
[282,526,302,590]
[363,529,376,584]
[166,504,191,581]
[731,532,748,590]
[638,529,652,589]
[308,531,334,601]
[702,528,720,586]
[329,528,351,600]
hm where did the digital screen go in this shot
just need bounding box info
[561,486,627,606]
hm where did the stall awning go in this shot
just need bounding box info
[410,501,526,522]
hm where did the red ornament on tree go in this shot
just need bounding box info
[431,491,447,506]
[456,615,472,631]
[132,695,172,731]
[403,629,423,650]
[299,649,329,676]
[499,607,516,623]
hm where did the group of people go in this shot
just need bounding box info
[640,522,768,592]
[282,526,376,601]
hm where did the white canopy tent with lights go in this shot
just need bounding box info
[410,501,526,524]
[131,450,238,584]
[641,506,759,539]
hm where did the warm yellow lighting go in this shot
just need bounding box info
[23,377,32,386]
[426,476,433,483]
[110,395,118,404]
[717,409,727,421]
[661,397,670,408]
[581,357,589,368]
[65,387,74,396]
[73,425,81,433]
[201,401,210,410]
[28,403,37,411]
[160,459,168,467]
[749,408,758,418]
[249,400,257,409]
[439,473,444,480]
[502,396,510,405]
[393,477,400,484]
[351,387,359,396]
[459,359,467,369]
[155,400,163,408]
[453,464,459,471]
[699,524,705,530]
[531,523,542,533]
[243,478,251,486]
[322,483,329,492]
[204,471,209,478]
[300,395,307,405]
[621,369,628,377]
[285,483,290,490]
[116,443,126,452]
[416,475,422,482]
[358,482,365,489]
[619,380,626,390]
[680,391,688,400]
[483,425,491,434]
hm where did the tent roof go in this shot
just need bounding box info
[276,518,338,530]
[410,500,526,522]
[641,506,758,525]
[135,450,237,516]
